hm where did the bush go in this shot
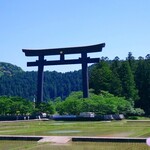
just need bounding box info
[55,91,134,115]
[134,108,145,116]
[127,116,138,120]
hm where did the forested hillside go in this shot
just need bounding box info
[0,62,23,76]
[0,68,82,101]
[0,52,149,114]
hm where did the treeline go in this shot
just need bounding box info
[0,70,82,101]
[89,53,150,115]
[0,52,149,114]
[0,96,54,116]
[0,91,145,117]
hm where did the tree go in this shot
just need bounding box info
[0,96,12,115]
[126,52,137,73]
[119,61,139,103]
[63,92,83,115]
[9,97,34,115]
[110,57,122,96]
[55,91,136,116]
[38,101,55,114]
[135,55,150,114]
[0,96,34,115]
[89,60,113,94]
[55,101,65,115]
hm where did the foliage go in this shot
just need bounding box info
[0,62,23,77]
[36,101,55,114]
[0,70,82,100]
[135,55,150,115]
[89,60,113,94]
[0,96,33,115]
[89,53,149,114]
[119,61,139,102]
[55,91,138,115]
[0,52,149,115]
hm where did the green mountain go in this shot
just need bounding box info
[0,62,82,100]
[0,62,23,77]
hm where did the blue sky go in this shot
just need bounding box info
[0,0,150,72]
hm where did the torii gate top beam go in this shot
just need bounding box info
[22,43,105,56]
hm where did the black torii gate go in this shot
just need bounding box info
[22,43,105,105]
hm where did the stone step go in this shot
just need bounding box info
[38,136,71,144]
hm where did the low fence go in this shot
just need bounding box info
[72,137,146,143]
[51,114,124,121]
[0,115,37,121]
[0,135,146,143]
[0,114,124,121]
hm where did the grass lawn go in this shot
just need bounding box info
[0,120,150,149]
[0,141,150,150]
[0,120,150,137]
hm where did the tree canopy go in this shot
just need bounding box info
[55,91,144,116]
[0,52,149,115]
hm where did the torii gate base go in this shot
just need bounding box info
[22,43,105,105]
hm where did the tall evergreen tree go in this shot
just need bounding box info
[126,52,137,73]
[110,57,122,96]
[89,59,113,94]
[135,55,150,114]
[119,61,139,103]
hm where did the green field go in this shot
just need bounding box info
[0,120,150,137]
[0,120,150,149]
[0,141,150,150]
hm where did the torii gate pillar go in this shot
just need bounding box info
[82,52,89,98]
[37,55,44,104]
